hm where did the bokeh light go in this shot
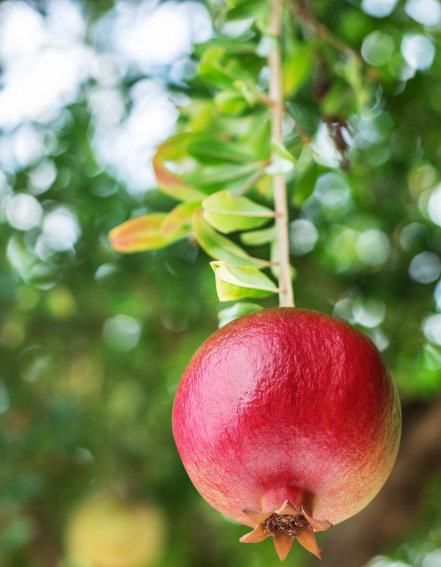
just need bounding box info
[361,0,398,18]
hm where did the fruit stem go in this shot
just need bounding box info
[269,0,295,308]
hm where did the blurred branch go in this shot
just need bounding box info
[315,396,441,567]
[29,508,59,567]
[286,1,361,62]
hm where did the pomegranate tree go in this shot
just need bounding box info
[109,0,403,562]
[173,308,401,560]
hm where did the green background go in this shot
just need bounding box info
[0,1,440,566]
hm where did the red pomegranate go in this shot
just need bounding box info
[172,308,401,560]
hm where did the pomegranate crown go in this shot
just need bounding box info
[240,500,332,561]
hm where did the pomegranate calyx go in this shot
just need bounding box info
[240,500,332,561]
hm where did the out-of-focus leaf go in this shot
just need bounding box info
[109,214,171,253]
[286,101,319,135]
[192,209,267,267]
[343,54,370,112]
[320,83,354,117]
[184,100,215,132]
[292,165,320,207]
[187,136,256,164]
[226,0,266,21]
[233,80,258,105]
[153,135,206,202]
[295,144,314,178]
[283,44,313,97]
[211,261,278,301]
[240,226,275,245]
[246,112,271,159]
[218,302,263,327]
[185,162,262,188]
[198,48,236,90]
[202,190,273,233]
[265,142,296,175]
[272,142,296,164]
[195,34,256,56]
[161,202,201,238]
[215,91,248,115]
[270,240,297,280]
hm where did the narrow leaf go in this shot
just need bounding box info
[192,209,267,267]
[161,202,200,238]
[185,162,262,187]
[187,136,255,164]
[265,143,296,175]
[109,214,171,253]
[240,226,275,246]
[202,190,273,234]
[265,158,295,175]
[272,142,296,164]
[153,135,206,202]
[215,91,248,115]
[211,261,278,302]
[283,44,313,97]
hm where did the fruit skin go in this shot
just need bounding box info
[173,308,401,528]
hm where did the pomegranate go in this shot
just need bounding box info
[172,308,401,560]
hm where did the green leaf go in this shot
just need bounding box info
[272,142,296,164]
[343,54,370,112]
[265,142,296,175]
[185,162,262,188]
[215,91,248,115]
[295,144,314,178]
[195,34,256,56]
[286,101,319,135]
[240,226,275,245]
[153,135,206,202]
[226,0,266,21]
[211,261,278,301]
[245,112,271,160]
[233,80,258,105]
[202,190,273,234]
[198,48,236,90]
[320,83,354,117]
[161,202,200,238]
[154,133,265,199]
[187,136,256,164]
[218,302,263,327]
[283,44,313,97]
[109,214,171,253]
[192,209,267,267]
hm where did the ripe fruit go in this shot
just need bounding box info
[172,308,401,560]
[65,491,165,567]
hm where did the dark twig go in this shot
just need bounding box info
[286,1,361,62]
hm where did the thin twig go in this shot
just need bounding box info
[269,0,295,308]
[287,1,361,62]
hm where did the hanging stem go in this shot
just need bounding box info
[269,0,295,307]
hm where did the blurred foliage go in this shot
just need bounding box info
[0,0,441,566]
